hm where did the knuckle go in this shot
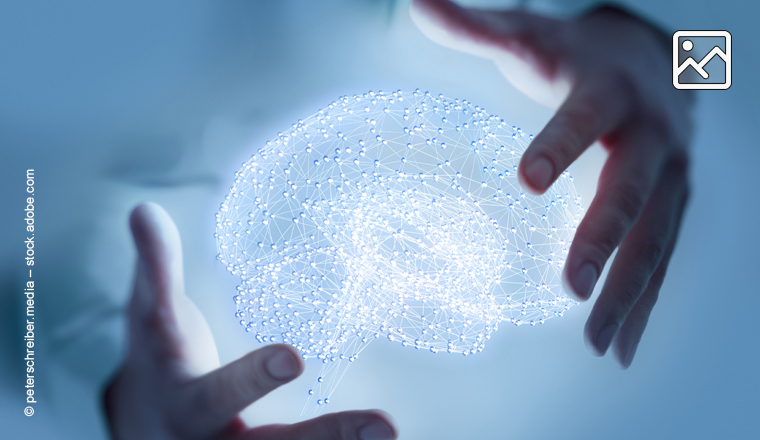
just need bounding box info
[644,255,671,301]
[589,228,620,259]
[577,213,624,259]
[574,224,617,263]
[540,111,593,166]
[579,89,608,123]
[615,283,642,313]
[609,180,646,226]
[559,102,601,141]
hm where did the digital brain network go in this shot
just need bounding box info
[215,89,584,411]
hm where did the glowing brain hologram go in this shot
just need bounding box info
[215,89,584,410]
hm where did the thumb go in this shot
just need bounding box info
[410,0,561,68]
[127,202,186,363]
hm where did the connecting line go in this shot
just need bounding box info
[216,89,584,412]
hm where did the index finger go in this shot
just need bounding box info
[518,76,632,195]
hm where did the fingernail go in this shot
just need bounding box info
[266,349,299,380]
[359,421,394,440]
[622,341,640,369]
[570,263,598,300]
[524,156,554,191]
[590,324,618,357]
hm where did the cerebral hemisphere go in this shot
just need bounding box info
[215,89,584,411]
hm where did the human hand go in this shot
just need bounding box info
[104,203,398,440]
[411,0,692,368]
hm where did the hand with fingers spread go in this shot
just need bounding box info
[104,203,398,440]
[412,0,693,368]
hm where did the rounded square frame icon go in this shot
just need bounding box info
[673,30,731,90]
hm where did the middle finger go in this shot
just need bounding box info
[562,126,668,301]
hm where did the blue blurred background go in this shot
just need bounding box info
[1,1,758,438]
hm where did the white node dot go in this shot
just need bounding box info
[215,89,584,413]
[682,39,694,51]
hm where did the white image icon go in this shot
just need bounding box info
[673,30,731,90]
